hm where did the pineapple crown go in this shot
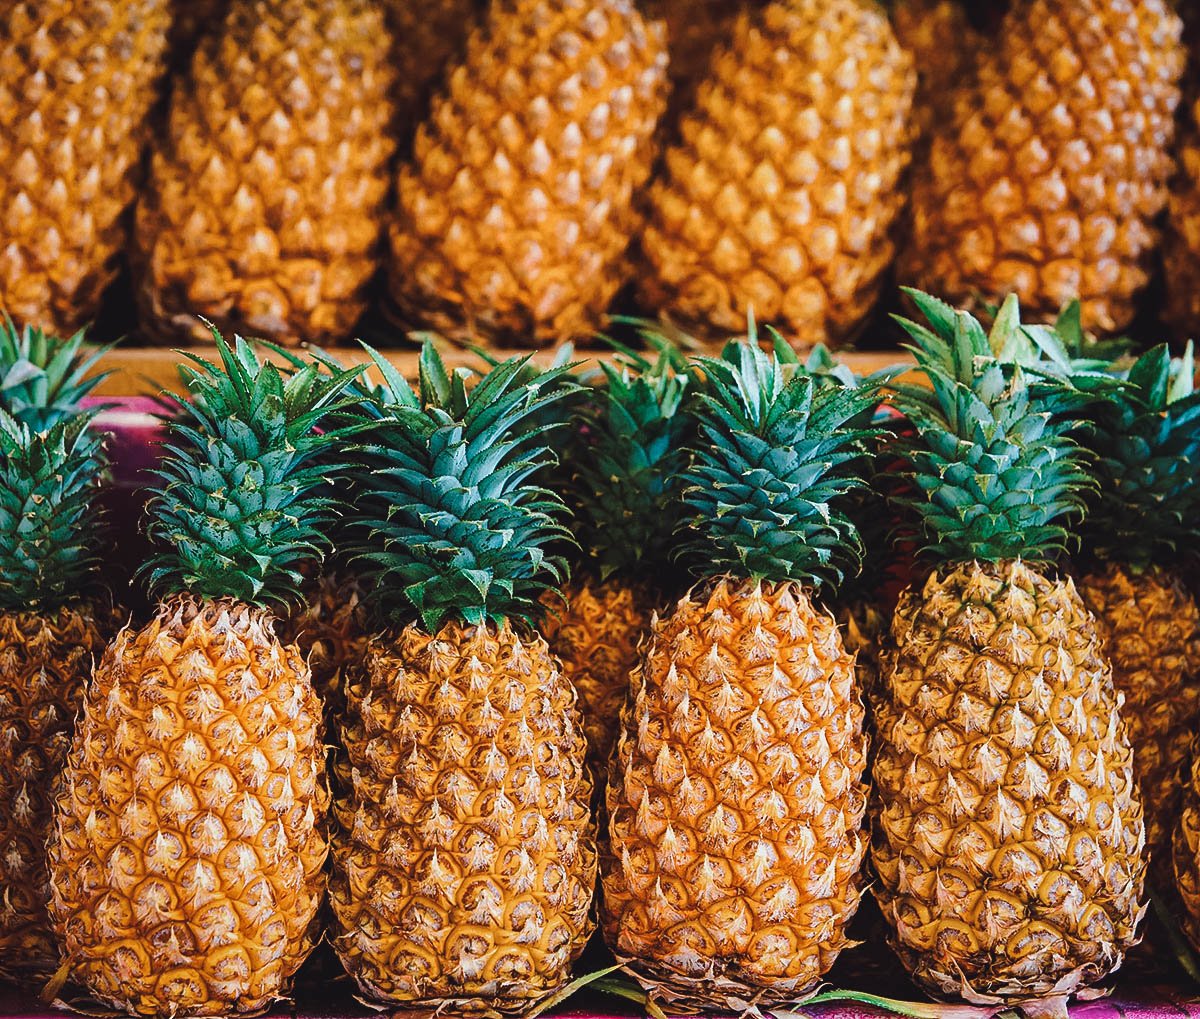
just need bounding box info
[1078,342,1200,568]
[0,316,110,429]
[352,342,577,632]
[0,408,107,611]
[143,332,364,608]
[570,341,692,582]
[679,326,883,591]
[892,289,1094,565]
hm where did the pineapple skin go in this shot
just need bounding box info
[0,603,119,987]
[386,0,669,347]
[872,561,1146,1012]
[0,0,172,334]
[1173,747,1200,953]
[889,0,980,145]
[602,579,868,1012]
[1077,564,1200,878]
[1164,95,1200,339]
[543,579,653,781]
[135,0,397,348]
[47,597,329,1017]
[643,0,742,124]
[903,0,1185,335]
[637,0,915,348]
[330,620,597,1014]
[279,570,369,729]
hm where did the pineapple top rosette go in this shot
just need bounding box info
[870,290,1146,1015]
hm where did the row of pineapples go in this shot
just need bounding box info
[10,0,1200,353]
[1,283,1199,1018]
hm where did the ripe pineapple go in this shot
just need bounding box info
[872,291,1146,1015]
[47,336,360,1015]
[637,0,915,348]
[1164,97,1200,339]
[543,344,692,780]
[0,0,172,334]
[0,322,114,987]
[382,0,481,141]
[135,0,398,348]
[903,0,1185,335]
[602,337,882,1011]
[643,0,742,123]
[387,0,669,347]
[329,344,596,1013]
[1069,345,1200,878]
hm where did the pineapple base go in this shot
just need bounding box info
[602,578,868,1012]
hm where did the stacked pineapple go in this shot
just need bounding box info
[0,320,115,987]
[873,292,1146,1015]
[47,336,360,1015]
[603,336,883,1011]
[544,342,692,780]
[135,0,398,348]
[329,344,596,1014]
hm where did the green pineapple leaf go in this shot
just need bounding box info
[351,340,578,632]
[0,316,112,429]
[0,408,107,611]
[142,330,365,608]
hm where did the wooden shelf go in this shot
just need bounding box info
[89,343,917,396]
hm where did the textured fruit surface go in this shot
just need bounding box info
[837,596,886,715]
[48,597,329,1017]
[383,0,481,140]
[543,579,652,779]
[0,604,116,986]
[0,0,171,334]
[603,579,868,1012]
[890,0,981,145]
[637,0,915,347]
[387,0,668,346]
[330,621,596,1014]
[872,561,1146,1011]
[903,0,1185,334]
[135,0,397,347]
[1174,744,1200,954]
[1079,564,1200,878]
[279,570,368,729]
[643,0,741,123]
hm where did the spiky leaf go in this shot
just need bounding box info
[0,409,107,610]
[143,332,364,607]
[0,316,110,429]
[352,342,577,631]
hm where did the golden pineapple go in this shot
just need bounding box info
[330,344,596,1014]
[603,339,882,1011]
[47,338,357,1015]
[903,0,1185,335]
[637,0,915,348]
[386,0,669,347]
[872,294,1146,1014]
[1164,97,1200,339]
[382,0,481,141]
[643,0,742,123]
[0,322,115,987]
[134,0,397,347]
[0,0,172,334]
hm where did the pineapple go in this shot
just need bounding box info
[872,291,1146,1015]
[168,0,228,61]
[134,0,397,348]
[602,336,882,1011]
[643,0,742,124]
[0,0,172,334]
[382,0,482,142]
[47,336,360,1015]
[902,0,1185,335]
[329,344,596,1013]
[543,343,692,781]
[1164,96,1200,339]
[386,0,669,347]
[1069,344,1200,879]
[0,321,114,987]
[637,0,915,348]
